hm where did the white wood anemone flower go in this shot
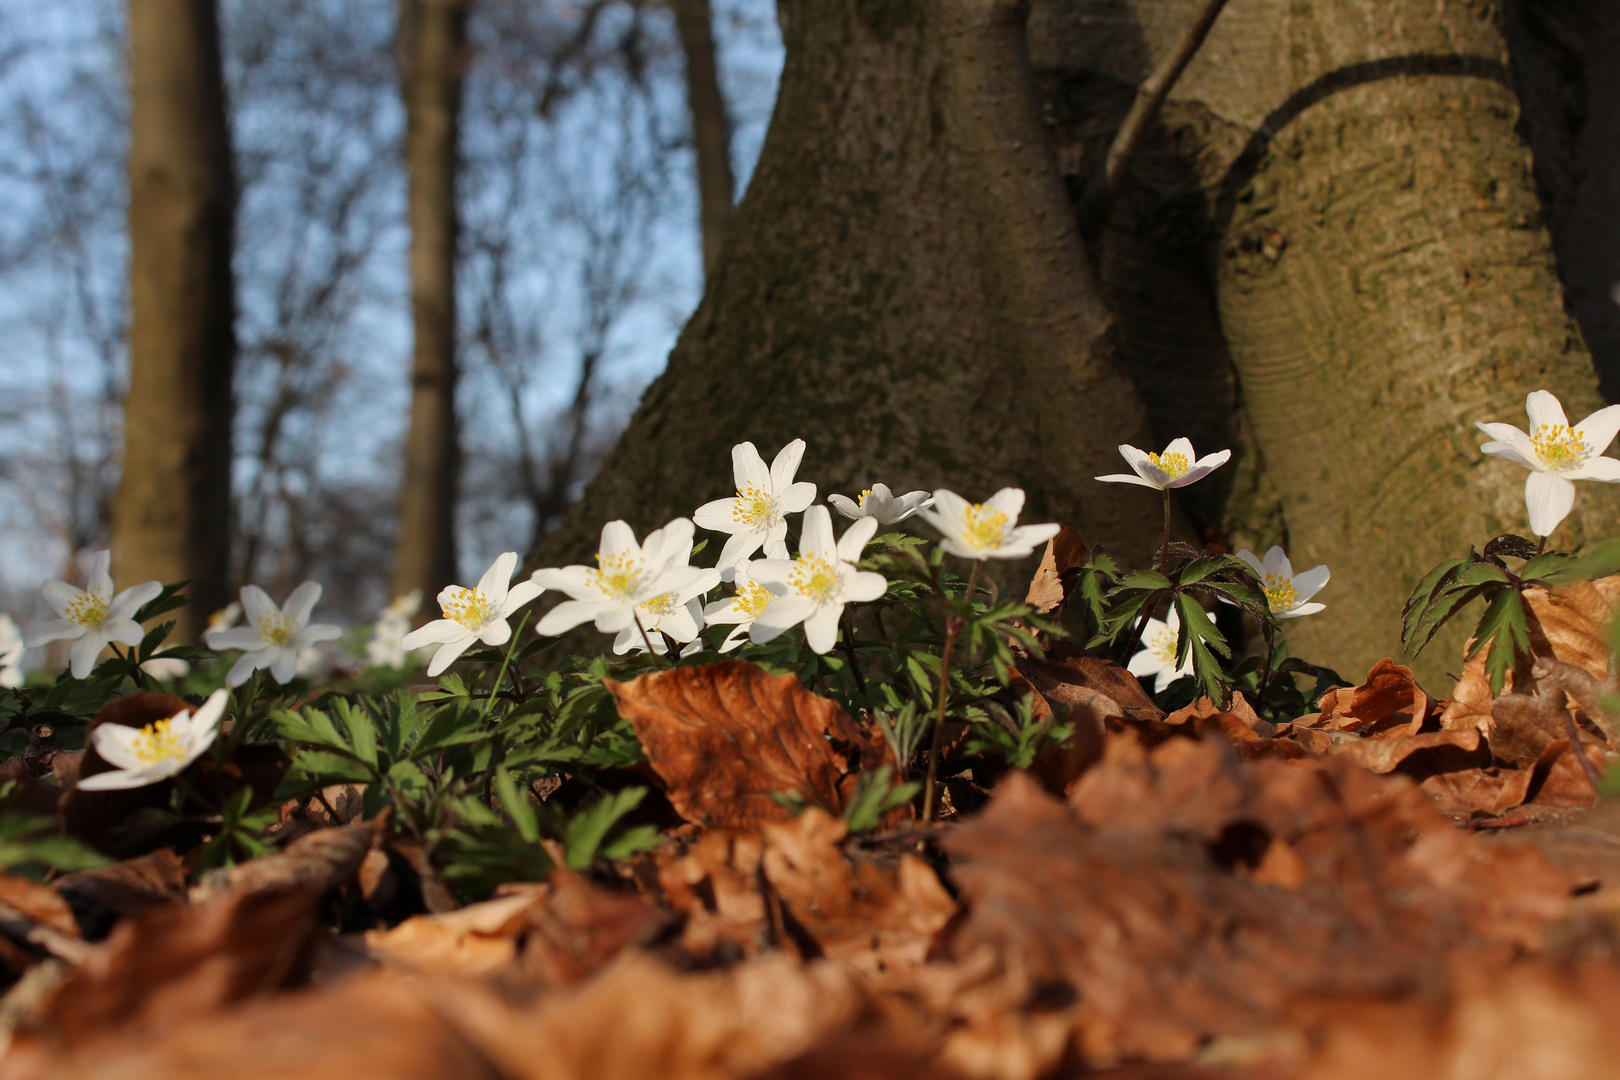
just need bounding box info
[207,582,344,687]
[609,526,722,656]
[693,439,817,573]
[533,518,717,644]
[828,483,933,525]
[401,554,542,678]
[1127,607,1194,693]
[1095,437,1232,490]
[78,688,227,791]
[749,506,887,654]
[917,487,1060,561]
[366,589,423,670]
[28,550,162,679]
[1475,389,1620,537]
[1235,546,1329,619]
[702,560,784,652]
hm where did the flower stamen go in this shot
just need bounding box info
[129,718,188,767]
[734,580,772,619]
[640,592,679,618]
[1530,424,1588,470]
[959,505,1010,551]
[732,485,775,527]
[64,592,109,628]
[441,586,492,628]
[1149,451,1192,479]
[1261,572,1298,613]
[587,552,643,598]
[788,554,839,601]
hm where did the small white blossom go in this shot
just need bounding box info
[1235,546,1329,619]
[534,519,719,642]
[828,483,933,525]
[702,560,783,652]
[0,615,23,688]
[206,582,343,687]
[1095,437,1231,491]
[611,527,720,656]
[401,554,542,678]
[78,689,227,791]
[917,487,1060,561]
[140,649,191,682]
[365,589,423,669]
[1476,389,1620,536]
[28,551,162,679]
[749,505,887,654]
[208,601,242,634]
[1127,607,1194,693]
[693,440,817,572]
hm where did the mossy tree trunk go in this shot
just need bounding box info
[114,0,236,640]
[1031,0,1620,682]
[533,0,1164,574]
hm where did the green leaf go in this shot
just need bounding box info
[493,768,539,844]
[1467,587,1531,698]
[563,787,647,870]
[1116,569,1173,592]
[290,748,375,783]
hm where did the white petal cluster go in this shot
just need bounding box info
[0,615,23,688]
[702,560,780,652]
[1476,390,1620,536]
[28,551,162,679]
[78,689,227,791]
[693,440,817,573]
[402,553,543,677]
[1127,607,1194,693]
[828,483,932,525]
[1095,438,1230,491]
[748,506,887,654]
[917,488,1060,561]
[1235,546,1329,619]
[207,582,344,687]
[533,519,719,647]
[366,589,423,670]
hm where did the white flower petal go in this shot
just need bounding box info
[426,636,477,677]
[270,649,300,684]
[1575,404,1620,457]
[477,553,518,609]
[1277,602,1326,619]
[27,619,83,647]
[91,724,148,771]
[716,530,764,571]
[101,618,147,648]
[836,515,879,562]
[240,585,279,628]
[779,481,817,513]
[529,566,597,599]
[1234,550,1264,576]
[39,580,83,620]
[733,441,771,490]
[828,494,861,520]
[501,580,544,614]
[226,652,259,687]
[769,438,806,492]
[208,627,265,651]
[1525,390,1569,431]
[1526,469,1577,537]
[478,618,512,648]
[693,497,741,533]
[802,605,842,654]
[1291,564,1331,602]
[536,599,610,636]
[843,570,888,604]
[69,633,105,679]
[77,766,171,791]
[107,580,162,622]
[1094,472,1165,489]
[1563,455,1620,482]
[283,581,324,626]
[86,551,113,600]
[1192,448,1232,473]
[404,619,473,649]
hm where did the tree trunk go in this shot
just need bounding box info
[393,0,469,603]
[1030,0,1620,682]
[115,0,236,640]
[533,0,1163,576]
[672,0,735,279]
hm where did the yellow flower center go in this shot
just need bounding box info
[1261,572,1298,613]
[640,592,679,618]
[858,488,874,512]
[732,485,775,527]
[734,580,772,619]
[587,551,642,598]
[959,504,1009,551]
[129,717,188,768]
[1530,424,1588,469]
[1148,451,1191,479]
[440,586,492,628]
[64,590,109,628]
[257,612,299,645]
[788,553,839,601]
[1149,625,1178,663]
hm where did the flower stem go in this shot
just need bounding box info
[840,608,869,696]
[922,560,981,823]
[1536,534,1547,556]
[633,611,669,667]
[479,610,531,721]
[1160,488,1172,575]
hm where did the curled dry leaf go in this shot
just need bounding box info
[607,660,887,830]
[189,813,386,904]
[53,849,186,935]
[1023,525,1086,615]
[1308,658,1437,738]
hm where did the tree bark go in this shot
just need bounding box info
[1031,0,1620,681]
[115,0,236,640]
[672,0,735,279]
[533,0,1163,575]
[393,0,469,603]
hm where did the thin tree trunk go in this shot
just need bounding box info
[1032,0,1620,681]
[115,0,236,640]
[533,0,1162,575]
[672,0,734,279]
[393,0,469,603]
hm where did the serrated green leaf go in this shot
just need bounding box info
[564,788,647,870]
[1466,588,1531,698]
[1116,569,1173,592]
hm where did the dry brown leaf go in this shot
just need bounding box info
[1419,767,1535,821]
[1314,658,1434,738]
[607,660,885,830]
[1024,525,1086,614]
[0,877,78,941]
[11,883,322,1053]
[1325,727,1484,775]
[52,849,186,935]
[659,830,771,959]
[189,813,384,903]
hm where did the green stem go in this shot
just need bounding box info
[116,644,153,691]
[840,608,869,696]
[1536,533,1547,556]
[633,611,670,667]
[1160,488,1172,575]
[922,560,981,822]
[480,610,531,721]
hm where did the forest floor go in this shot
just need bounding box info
[1,569,1619,1079]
